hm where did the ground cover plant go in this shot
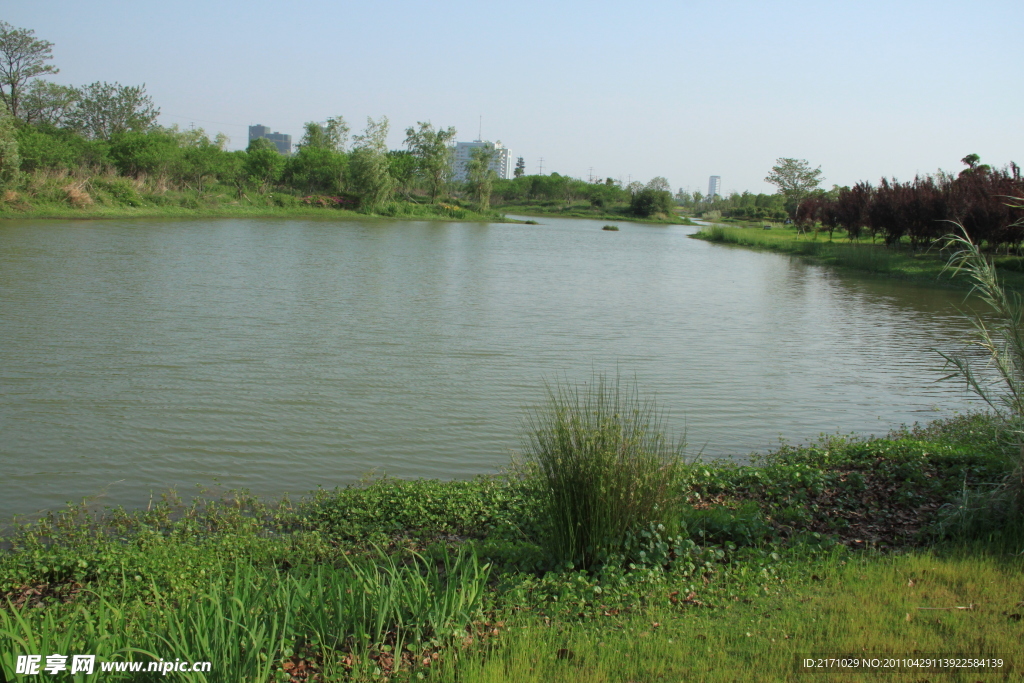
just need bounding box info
[2,404,1022,681]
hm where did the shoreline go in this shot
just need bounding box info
[690,222,1024,291]
[495,204,694,225]
[1,411,1020,680]
[0,204,523,223]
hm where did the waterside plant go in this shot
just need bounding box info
[518,376,685,569]
[0,409,1020,680]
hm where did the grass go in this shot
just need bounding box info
[0,171,516,223]
[0,548,491,681]
[443,549,1024,682]
[691,223,1024,291]
[1,409,1022,681]
[496,199,694,225]
[518,375,685,568]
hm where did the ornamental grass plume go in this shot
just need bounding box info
[938,224,1024,529]
[519,374,685,569]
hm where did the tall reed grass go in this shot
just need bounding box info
[937,227,1024,533]
[0,546,490,681]
[519,375,685,568]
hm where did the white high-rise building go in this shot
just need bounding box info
[708,175,722,199]
[452,140,511,182]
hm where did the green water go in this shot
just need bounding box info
[0,215,980,519]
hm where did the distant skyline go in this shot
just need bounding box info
[6,0,1023,195]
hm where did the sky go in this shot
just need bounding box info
[5,0,1023,195]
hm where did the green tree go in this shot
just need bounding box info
[299,116,349,152]
[404,121,456,203]
[466,145,496,210]
[645,176,671,193]
[387,150,417,197]
[15,123,78,171]
[349,116,395,213]
[220,150,248,198]
[630,188,672,217]
[0,102,20,188]
[959,153,991,177]
[245,137,285,193]
[514,156,525,178]
[20,80,78,126]
[764,157,823,223]
[68,82,160,140]
[108,129,178,177]
[0,21,58,120]
[285,146,347,194]
[171,128,226,194]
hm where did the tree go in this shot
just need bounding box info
[765,157,823,223]
[108,130,178,177]
[167,127,226,194]
[630,181,673,217]
[645,176,671,193]
[245,137,285,193]
[514,156,525,178]
[286,146,347,194]
[404,121,456,203]
[349,116,395,212]
[68,82,160,139]
[466,145,496,210]
[0,102,20,188]
[387,150,417,196]
[20,80,78,126]
[298,116,349,152]
[959,153,991,177]
[0,21,58,120]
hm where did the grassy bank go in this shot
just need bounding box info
[2,410,1021,681]
[0,173,514,223]
[690,223,1024,291]
[496,199,693,225]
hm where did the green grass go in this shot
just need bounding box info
[1,412,1022,681]
[518,375,686,568]
[443,549,1024,683]
[495,199,693,225]
[691,224,1024,291]
[0,173,515,223]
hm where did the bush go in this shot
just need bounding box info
[629,188,673,218]
[271,193,299,208]
[91,176,141,206]
[518,375,685,568]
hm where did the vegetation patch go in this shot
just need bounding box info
[691,223,1024,291]
[2,409,1021,681]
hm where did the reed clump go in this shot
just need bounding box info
[519,375,685,568]
[937,226,1024,534]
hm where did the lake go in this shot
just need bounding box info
[0,215,981,520]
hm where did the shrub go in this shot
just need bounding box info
[629,188,673,218]
[518,375,685,568]
[271,193,299,208]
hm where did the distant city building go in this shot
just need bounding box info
[452,140,511,182]
[248,124,292,155]
[708,175,722,199]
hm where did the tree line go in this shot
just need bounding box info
[0,21,520,213]
[491,174,676,218]
[797,155,1024,248]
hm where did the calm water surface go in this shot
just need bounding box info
[0,216,981,519]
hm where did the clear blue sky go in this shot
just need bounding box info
[7,0,1023,195]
